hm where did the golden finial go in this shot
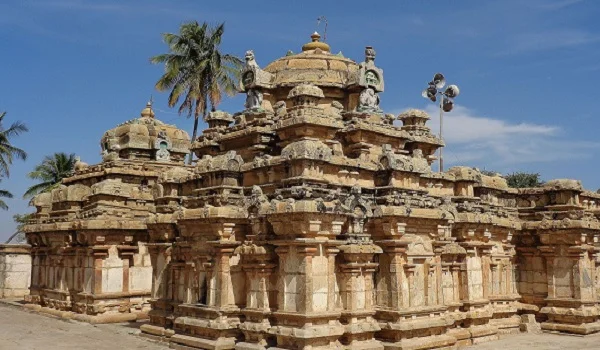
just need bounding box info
[302,31,330,52]
[141,98,155,118]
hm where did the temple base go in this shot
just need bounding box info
[23,303,146,324]
[170,333,238,350]
[379,334,457,350]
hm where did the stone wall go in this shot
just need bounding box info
[0,244,31,298]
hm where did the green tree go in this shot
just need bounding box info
[0,111,28,177]
[151,21,243,164]
[23,152,76,199]
[481,170,501,177]
[505,172,543,188]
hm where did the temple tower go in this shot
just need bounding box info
[25,102,191,323]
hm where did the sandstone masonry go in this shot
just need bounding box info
[0,244,31,298]
[23,33,600,348]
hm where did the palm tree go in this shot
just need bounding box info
[0,181,13,210]
[151,21,243,164]
[23,152,76,199]
[0,111,28,177]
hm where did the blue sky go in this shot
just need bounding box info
[0,0,599,240]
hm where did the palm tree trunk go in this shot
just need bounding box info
[188,114,200,165]
[5,231,22,244]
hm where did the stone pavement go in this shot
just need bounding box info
[0,303,166,350]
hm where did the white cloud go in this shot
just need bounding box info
[33,0,128,12]
[424,105,556,143]
[533,0,586,10]
[503,29,599,55]
[399,105,599,169]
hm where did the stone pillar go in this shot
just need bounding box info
[91,247,109,296]
[436,240,467,333]
[0,244,32,298]
[337,243,383,350]
[459,242,498,345]
[374,240,407,311]
[268,242,344,350]
[170,241,243,350]
[140,243,175,340]
[375,236,455,350]
[540,244,600,334]
[236,243,276,350]
[594,249,600,314]
[486,255,520,335]
[28,249,45,304]
[26,250,42,304]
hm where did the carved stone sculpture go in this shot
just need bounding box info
[240,49,273,91]
[358,87,381,112]
[244,88,263,110]
[273,100,287,119]
[245,50,259,69]
[357,46,384,92]
[155,148,170,162]
[74,156,89,172]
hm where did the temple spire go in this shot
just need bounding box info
[140,100,155,118]
[301,32,330,52]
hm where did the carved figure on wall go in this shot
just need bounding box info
[74,156,89,172]
[242,71,255,89]
[234,113,247,125]
[413,149,424,159]
[358,88,381,113]
[383,113,395,125]
[273,101,287,119]
[102,149,119,162]
[156,141,171,162]
[156,148,170,162]
[242,50,259,88]
[357,46,384,92]
[330,101,344,119]
[365,70,379,86]
[240,50,273,91]
[245,89,263,110]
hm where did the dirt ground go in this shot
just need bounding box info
[464,332,600,350]
[0,303,167,350]
[2,303,600,350]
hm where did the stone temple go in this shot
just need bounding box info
[20,33,600,349]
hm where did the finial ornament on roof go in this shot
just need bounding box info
[302,31,330,52]
[141,100,155,118]
[365,46,376,63]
